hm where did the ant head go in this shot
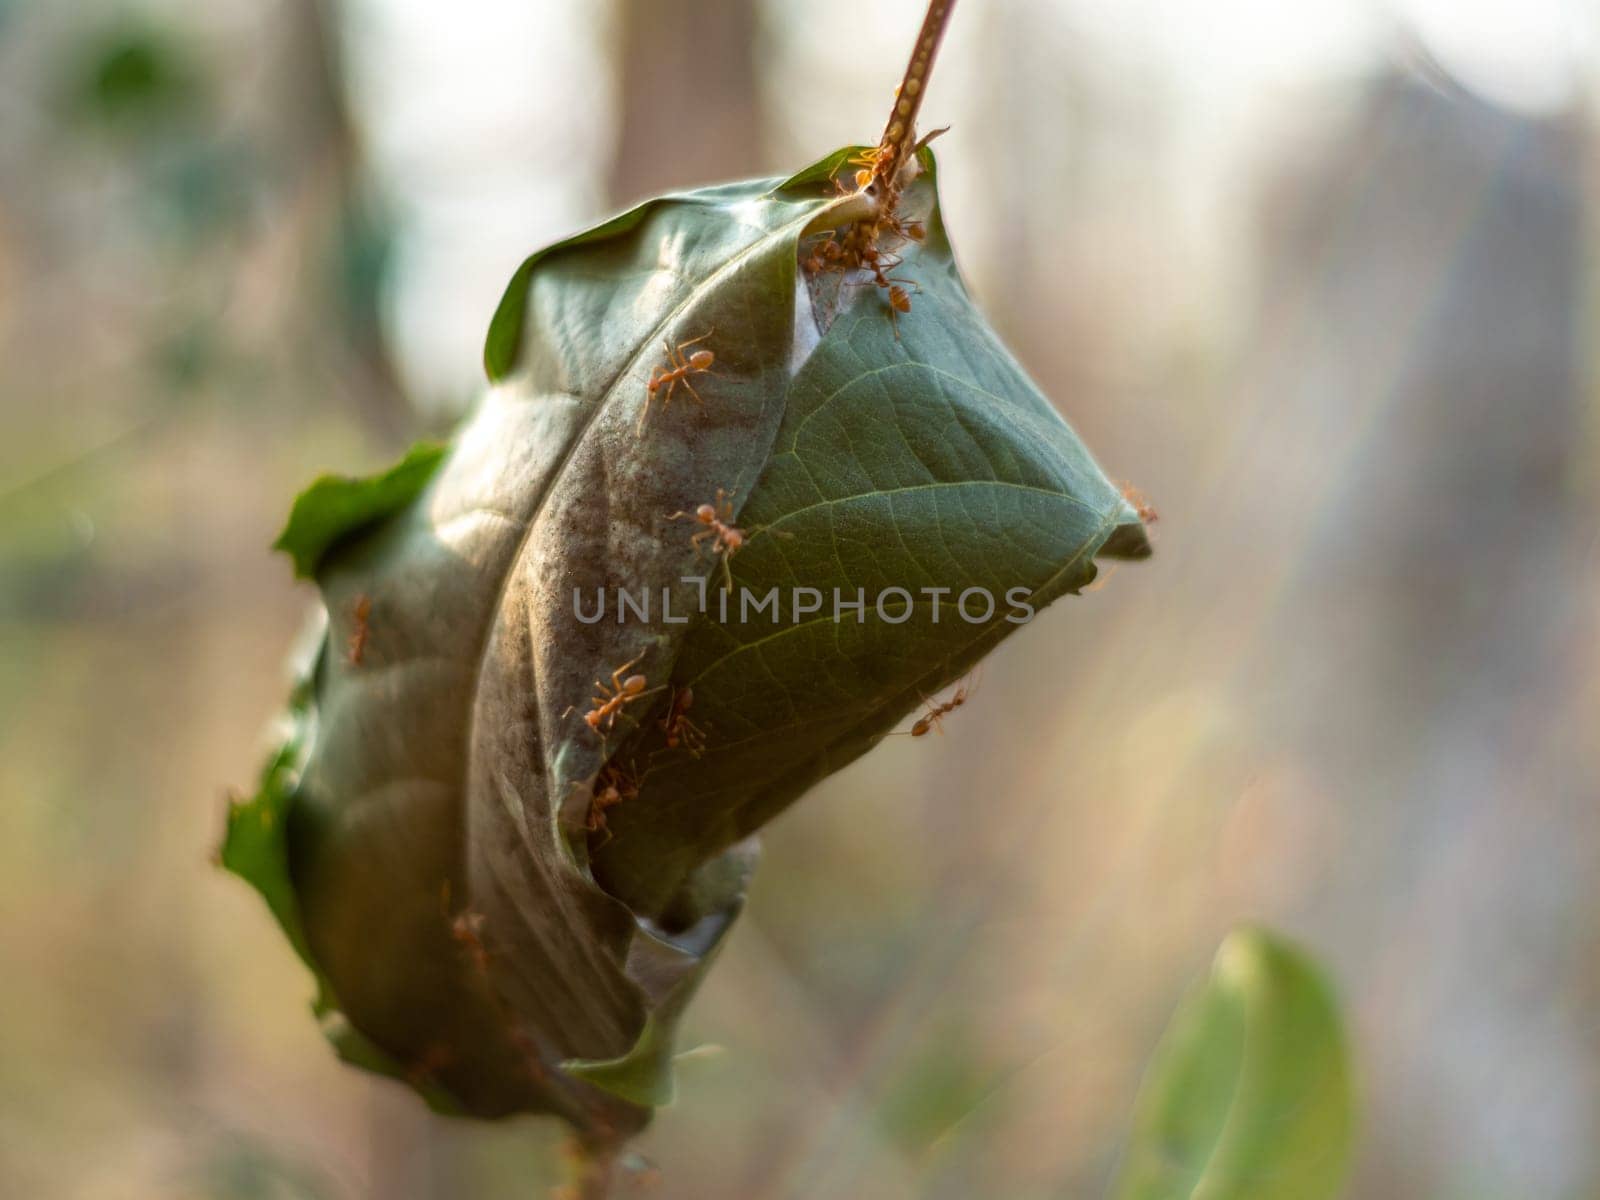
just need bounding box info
[854,167,873,189]
[695,503,716,524]
[597,785,620,805]
[585,710,602,729]
[688,349,715,370]
[677,685,695,709]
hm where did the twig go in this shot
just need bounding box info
[872,0,959,202]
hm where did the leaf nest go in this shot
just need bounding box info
[223,147,1150,1130]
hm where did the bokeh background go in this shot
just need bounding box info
[3,0,1599,1196]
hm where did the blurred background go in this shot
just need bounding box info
[2,0,1598,1196]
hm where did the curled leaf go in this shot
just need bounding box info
[224,148,1149,1127]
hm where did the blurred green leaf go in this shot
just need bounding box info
[232,148,1148,1129]
[1111,929,1355,1200]
[60,23,204,132]
[875,1021,991,1152]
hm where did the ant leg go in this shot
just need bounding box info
[677,327,714,353]
[681,377,706,406]
[609,651,646,692]
[745,522,794,544]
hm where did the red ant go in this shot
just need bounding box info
[640,329,719,433]
[347,595,371,665]
[849,147,889,190]
[668,487,746,589]
[848,143,889,184]
[850,129,943,192]
[854,247,920,336]
[448,905,560,1091]
[802,232,846,276]
[891,216,926,244]
[1120,483,1159,525]
[574,652,651,735]
[824,125,948,325]
[882,277,918,328]
[909,674,977,737]
[658,685,708,756]
[587,763,639,836]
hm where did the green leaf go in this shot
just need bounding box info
[272,441,446,579]
[588,152,1150,914]
[220,658,319,972]
[562,838,755,1108]
[232,147,1151,1127]
[219,627,469,1117]
[1111,929,1356,1200]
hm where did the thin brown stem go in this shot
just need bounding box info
[872,0,959,196]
